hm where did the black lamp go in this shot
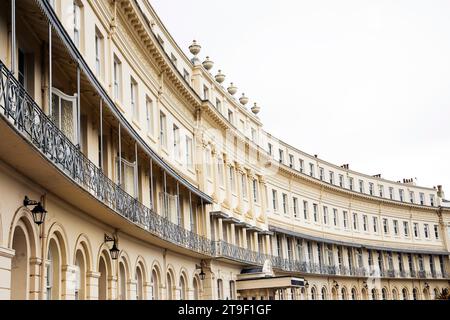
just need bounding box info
[23,196,47,225]
[104,234,120,260]
[196,260,207,281]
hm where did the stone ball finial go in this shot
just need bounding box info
[251,102,261,115]
[227,83,238,95]
[239,93,249,106]
[189,40,201,56]
[202,56,214,71]
[215,70,225,84]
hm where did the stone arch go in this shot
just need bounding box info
[179,269,189,300]
[381,287,388,300]
[310,286,318,300]
[117,250,131,300]
[321,286,328,300]
[166,264,177,300]
[341,286,348,300]
[193,274,202,300]
[331,287,338,300]
[97,246,113,300]
[402,287,409,300]
[73,234,93,300]
[392,287,399,300]
[8,207,39,258]
[151,260,163,300]
[351,287,358,300]
[73,234,94,271]
[46,222,70,300]
[134,255,148,300]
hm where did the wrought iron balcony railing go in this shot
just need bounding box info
[0,60,213,256]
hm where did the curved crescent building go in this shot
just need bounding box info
[0,0,449,300]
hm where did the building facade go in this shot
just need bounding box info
[0,0,449,300]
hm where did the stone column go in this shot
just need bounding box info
[258,176,268,222]
[242,228,248,249]
[108,275,117,300]
[128,279,137,300]
[211,146,220,203]
[61,264,78,300]
[144,281,153,300]
[86,271,100,300]
[265,234,272,256]
[235,163,244,215]
[218,218,223,242]
[222,156,232,209]
[230,224,236,246]
[0,247,15,300]
[247,170,255,219]
[29,257,42,300]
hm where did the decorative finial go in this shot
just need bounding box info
[215,70,225,84]
[239,93,249,106]
[251,102,260,115]
[202,56,214,71]
[227,83,238,95]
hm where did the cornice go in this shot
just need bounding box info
[271,161,441,213]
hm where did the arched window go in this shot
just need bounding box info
[412,288,418,300]
[402,288,409,300]
[151,269,160,300]
[382,288,387,300]
[341,287,348,300]
[217,279,223,300]
[136,267,144,300]
[321,287,327,300]
[351,288,357,300]
[229,281,236,300]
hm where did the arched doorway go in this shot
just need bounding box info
[74,250,86,300]
[179,274,187,300]
[193,276,200,300]
[118,261,127,300]
[98,250,112,300]
[11,226,28,300]
[166,270,174,300]
[151,268,160,300]
[135,266,144,300]
[46,238,61,300]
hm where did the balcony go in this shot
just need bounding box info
[0,60,213,256]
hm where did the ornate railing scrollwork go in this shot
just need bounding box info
[0,60,213,256]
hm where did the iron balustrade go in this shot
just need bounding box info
[0,60,213,256]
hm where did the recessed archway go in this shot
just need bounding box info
[11,224,29,300]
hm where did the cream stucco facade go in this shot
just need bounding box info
[0,0,449,301]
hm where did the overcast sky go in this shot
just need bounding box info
[151,0,450,195]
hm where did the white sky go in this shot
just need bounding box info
[150,0,450,194]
